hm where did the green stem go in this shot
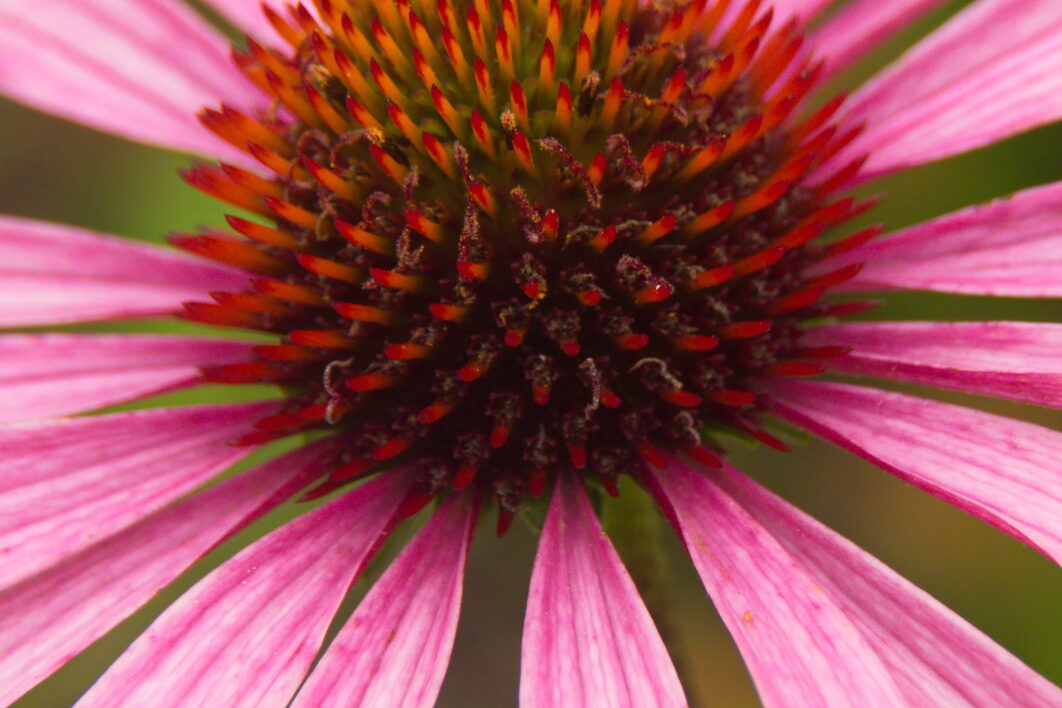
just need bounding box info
[602,478,698,700]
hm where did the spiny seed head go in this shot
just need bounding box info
[181,0,869,528]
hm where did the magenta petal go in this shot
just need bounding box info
[0,334,252,423]
[77,471,411,708]
[205,1,320,46]
[0,0,263,160]
[0,402,273,588]
[767,379,1062,564]
[292,494,476,708]
[650,460,1062,707]
[809,0,951,79]
[202,0,280,39]
[805,321,1062,408]
[0,217,247,325]
[0,441,333,707]
[817,182,1062,296]
[520,473,685,708]
[771,0,833,22]
[830,0,1062,179]
[717,0,830,30]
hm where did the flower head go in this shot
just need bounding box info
[0,0,1060,706]
[175,0,875,528]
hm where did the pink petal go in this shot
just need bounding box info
[649,459,1062,707]
[805,321,1062,408]
[520,473,685,708]
[0,334,253,423]
[0,441,333,707]
[715,0,830,32]
[808,0,951,80]
[205,1,320,46]
[0,402,273,588]
[708,0,828,48]
[829,0,1062,179]
[292,494,476,708]
[767,0,832,24]
[203,0,279,39]
[817,181,1062,296]
[77,471,412,708]
[0,0,264,160]
[0,217,247,325]
[766,379,1062,564]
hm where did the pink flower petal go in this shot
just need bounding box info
[829,0,1062,179]
[767,0,832,24]
[203,0,280,39]
[205,1,320,46]
[0,0,264,160]
[77,471,412,708]
[805,321,1062,408]
[0,217,247,326]
[0,334,253,423]
[0,441,333,707]
[809,0,951,80]
[521,473,685,708]
[817,181,1062,296]
[709,0,828,46]
[717,0,829,29]
[0,402,273,588]
[649,459,1062,707]
[648,460,901,706]
[767,379,1062,564]
[292,494,476,708]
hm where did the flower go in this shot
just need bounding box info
[0,0,1060,705]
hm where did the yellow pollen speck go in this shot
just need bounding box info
[365,128,386,146]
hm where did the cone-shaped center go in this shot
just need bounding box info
[180,0,868,528]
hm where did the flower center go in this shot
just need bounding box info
[179,0,869,530]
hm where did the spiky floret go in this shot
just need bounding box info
[179,0,871,530]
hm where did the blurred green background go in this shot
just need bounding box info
[2,0,1060,705]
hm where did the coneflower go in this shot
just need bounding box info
[180,0,872,526]
[0,0,1060,706]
